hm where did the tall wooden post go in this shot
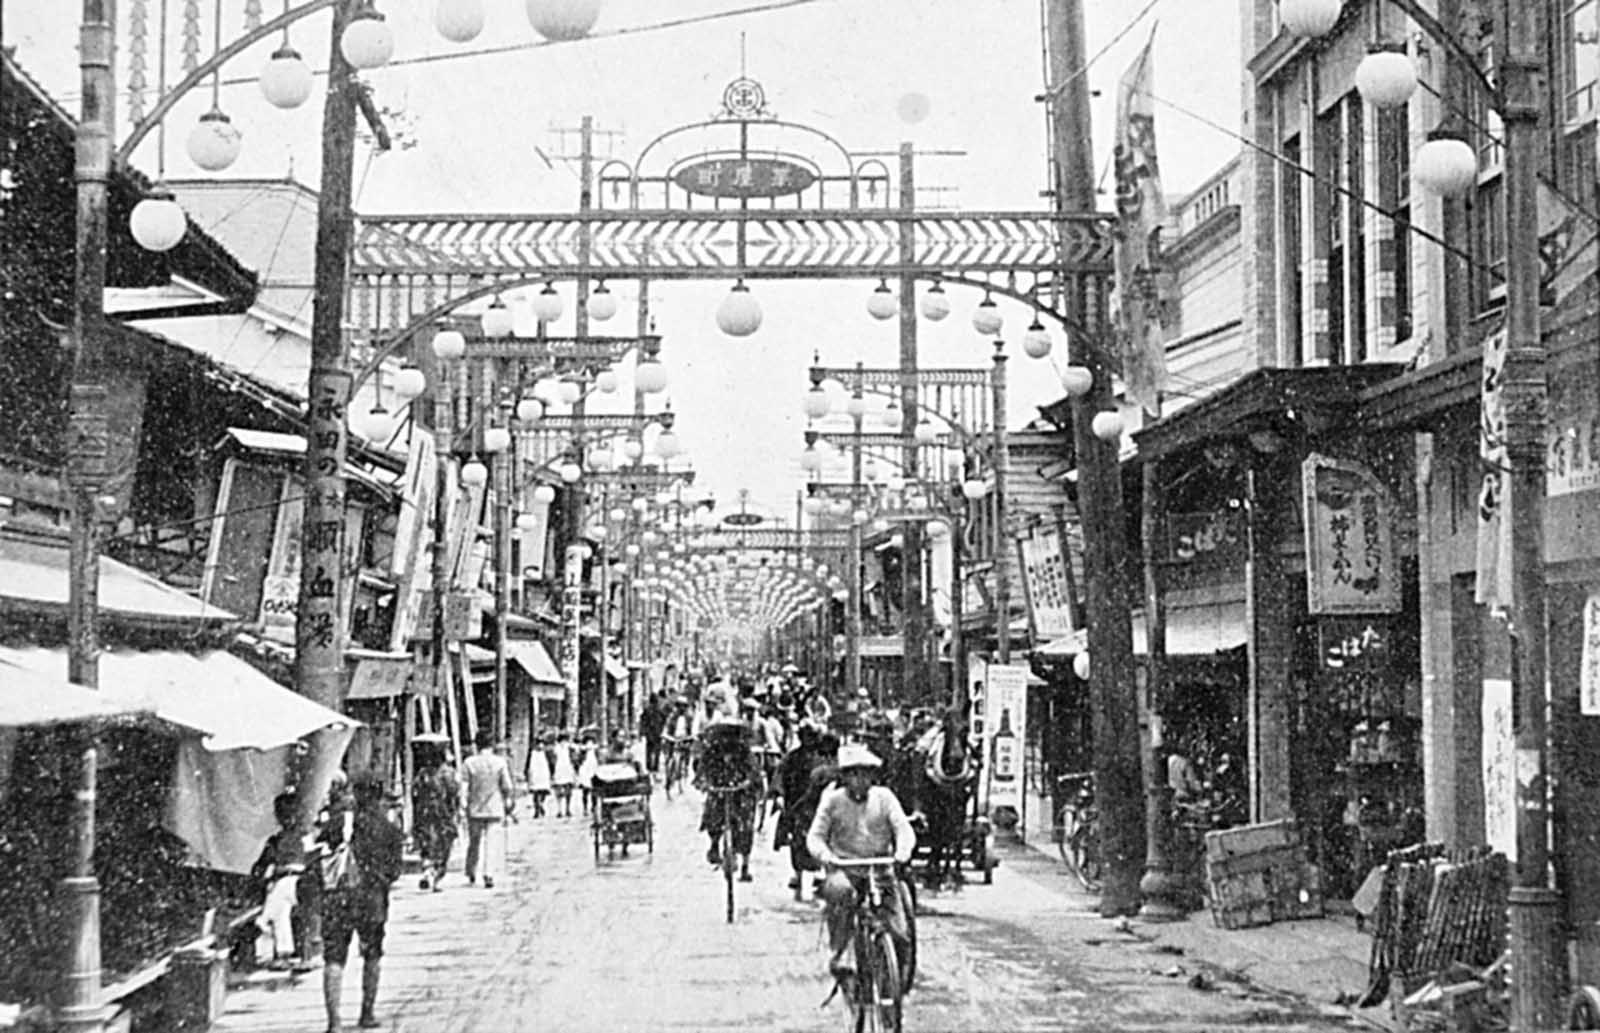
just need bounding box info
[1138,449,1183,919]
[1044,0,1144,916]
[991,342,1012,664]
[63,3,116,1026]
[898,143,929,706]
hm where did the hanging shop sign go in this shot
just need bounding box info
[1482,677,1516,862]
[1582,591,1600,717]
[1546,382,1600,498]
[981,664,1030,820]
[1302,454,1402,615]
[672,156,817,199]
[1019,524,1074,639]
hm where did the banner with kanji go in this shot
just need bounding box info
[1475,328,1512,610]
[1111,36,1169,415]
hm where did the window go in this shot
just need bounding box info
[1377,105,1413,345]
[1315,94,1366,363]
[1280,134,1304,365]
[1564,0,1598,123]
[1472,177,1507,308]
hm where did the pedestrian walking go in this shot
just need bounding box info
[551,730,578,818]
[527,732,553,818]
[641,691,667,773]
[410,735,458,891]
[460,730,515,888]
[317,770,403,1032]
[577,734,600,816]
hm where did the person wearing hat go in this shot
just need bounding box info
[317,769,403,1031]
[409,736,459,892]
[805,743,917,981]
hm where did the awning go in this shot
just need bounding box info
[1036,603,1246,659]
[507,640,563,685]
[0,530,237,626]
[0,645,358,751]
[0,657,153,727]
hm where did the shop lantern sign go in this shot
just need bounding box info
[1301,454,1401,615]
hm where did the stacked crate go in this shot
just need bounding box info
[1203,819,1325,929]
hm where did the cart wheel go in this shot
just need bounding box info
[1569,986,1600,1029]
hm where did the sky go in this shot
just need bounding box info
[9,0,1242,522]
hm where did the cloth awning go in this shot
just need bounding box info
[0,531,236,626]
[1036,603,1246,659]
[507,640,563,685]
[0,657,154,727]
[0,645,358,751]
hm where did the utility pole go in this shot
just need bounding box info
[296,0,361,821]
[64,3,114,1025]
[1498,0,1557,1026]
[1044,0,1145,916]
[991,342,1011,665]
[898,143,930,707]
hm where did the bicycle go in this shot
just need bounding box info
[704,780,752,923]
[832,858,909,1033]
[662,738,689,799]
[1053,772,1101,892]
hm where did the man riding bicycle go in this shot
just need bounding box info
[806,743,917,982]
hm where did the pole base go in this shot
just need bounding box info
[1138,866,1188,922]
[1507,885,1561,1033]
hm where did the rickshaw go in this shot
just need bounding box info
[591,761,653,862]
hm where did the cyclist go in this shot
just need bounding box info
[805,743,916,982]
[696,714,761,881]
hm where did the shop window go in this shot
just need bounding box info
[1472,177,1508,310]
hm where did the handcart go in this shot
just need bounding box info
[592,762,652,863]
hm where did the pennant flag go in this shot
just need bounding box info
[1474,328,1512,610]
[1111,35,1170,416]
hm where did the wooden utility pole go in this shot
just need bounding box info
[1043,0,1145,916]
[64,4,114,1024]
[898,143,931,706]
[296,0,361,824]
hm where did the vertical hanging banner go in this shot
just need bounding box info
[1019,524,1075,638]
[1302,453,1402,614]
[981,664,1029,819]
[1581,591,1600,717]
[1475,328,1513,609]
[388,433,437,650]
[1482,677,1516,861]
[259,475,304,639]
[1111,33,1170,415]
[518,497,552,580]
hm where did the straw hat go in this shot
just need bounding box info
[837,743,882,770]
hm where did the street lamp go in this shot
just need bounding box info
[716,280,763,337]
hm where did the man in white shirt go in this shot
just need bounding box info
[459,730,515,889]
[806,744,917,980]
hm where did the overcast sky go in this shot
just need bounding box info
[10,0,1241,521]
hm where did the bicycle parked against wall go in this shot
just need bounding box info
[1053,772,1101,892]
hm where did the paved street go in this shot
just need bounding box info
[215,785,1371,1033]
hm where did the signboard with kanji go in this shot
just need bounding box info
[672,157,817,199]
[1301,454,1401,615]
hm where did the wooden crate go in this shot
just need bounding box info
[1204,819,1302,862]
[1205,843,1306,877]
[1208,868,1276,929]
